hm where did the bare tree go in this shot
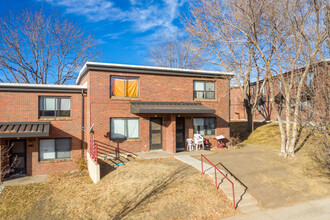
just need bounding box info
[259,0,328,157]
[0,9,99,84]
[294,61,329,175]
[148,36,206,70]
[185,0,328,157]
[184,0,268,132]
[0,143,15,184]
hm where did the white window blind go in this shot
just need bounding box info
[127,119,139,138]
[40,139,55,160]
[111,119,126,139]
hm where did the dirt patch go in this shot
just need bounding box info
[194,145,330,209]
[0,159,238,219]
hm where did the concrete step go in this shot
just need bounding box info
[236,197,259,207]
[175,155,262,214]
[238,204,262,213]
[221,186,248,196]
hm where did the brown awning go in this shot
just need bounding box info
[130,101,216,114]
[0,122,50,138]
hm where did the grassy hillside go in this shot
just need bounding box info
[231,122,319,150]
[241,123,281,147]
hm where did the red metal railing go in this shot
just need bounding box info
[90,139,98,164]
[201,154,236,209]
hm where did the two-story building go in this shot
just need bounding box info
[230,60,329,122]
[0,62,233,177]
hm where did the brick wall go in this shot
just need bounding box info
[0,91,86,175]
[230,62,329,122]
[81,70,230,154]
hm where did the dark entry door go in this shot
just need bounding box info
[150,118,162,150]
[176,117,185,151]
[10,140,26,175]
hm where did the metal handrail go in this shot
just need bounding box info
[90,139,98,164]
[201,154,236,209]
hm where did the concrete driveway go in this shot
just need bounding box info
[194,145,330,209]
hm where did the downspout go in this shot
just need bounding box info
[228,77,231,138]
[81,89,85,158]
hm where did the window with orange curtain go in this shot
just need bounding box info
[111,76,139,97]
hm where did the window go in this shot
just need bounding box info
[297,76,301,84]
[193,81,215,100]
[110,118,139,140]
[279,81,282,89]
[262,86,266,94]
[39,96,71,118]
[251,87,254,94]
[110,76,139,98]
[193,118,216,136]
[306,72,313,86]
[39,138,71,160]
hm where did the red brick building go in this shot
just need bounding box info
[230,60,329,122]
[0,62,232,177]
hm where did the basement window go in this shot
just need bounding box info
[39,138,71,160]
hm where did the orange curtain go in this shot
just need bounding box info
[127,79,138,97]
[111,78,125,97]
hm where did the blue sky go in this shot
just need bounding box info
[0,0,189,65]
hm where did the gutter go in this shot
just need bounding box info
[0,83,87,93]
[76,62,234,84]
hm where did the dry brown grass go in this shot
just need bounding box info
[0,159,238,220]
[238,122,322,151]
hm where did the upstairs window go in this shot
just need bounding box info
[306,72,313,86]
[39,96,71,118]
[193,117,216,136]
[110,76,139,98]
[193,81,215,100]
[261,86,266,94]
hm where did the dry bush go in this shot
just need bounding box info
[76,157,87,171]
[229,133,241,149]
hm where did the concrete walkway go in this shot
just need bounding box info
[135,149,213,159]
[223,197,330,220]
[2,174,48,186]
[174,155,261,213]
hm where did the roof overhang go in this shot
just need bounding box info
[130,101,216,114]
[0,83,87,93]
[0,122,50,138]
[76,62,234,84]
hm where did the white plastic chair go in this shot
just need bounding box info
[186,138,194,151]
[194,134,204,150]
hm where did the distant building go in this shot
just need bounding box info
[230,60,329,122]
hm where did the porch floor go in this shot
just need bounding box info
[135,149,213,159]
